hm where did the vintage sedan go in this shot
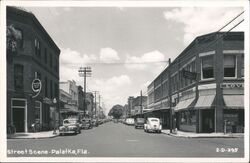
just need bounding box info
[144,117,162,133]
[81,119,92,129]
[59,118,81,135]
[135,118,145,129]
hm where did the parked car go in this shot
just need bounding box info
[59,118,81,135]
[144,117,162,133]
[125,118,135,125]
[135,118,145,129]
[92,119,98,127]
[81,119,92,129]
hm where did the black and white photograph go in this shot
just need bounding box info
[0,0,249,162]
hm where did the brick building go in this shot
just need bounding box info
[145,32,244,133]
[7,7,60,132]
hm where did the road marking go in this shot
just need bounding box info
[126,139,139,142]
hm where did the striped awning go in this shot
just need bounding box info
[174,98,195,111]
[195,95,215,109]
[223,95,244,109]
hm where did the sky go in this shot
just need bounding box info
[24,6,244,114]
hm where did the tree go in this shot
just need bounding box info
[108,105,124,119]
[7,25,22,62]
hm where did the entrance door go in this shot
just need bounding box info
[13,108,25,132]
[201,109,214,133]
[11,99,27,132]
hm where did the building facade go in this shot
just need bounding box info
[146,32,244,133]
[7,7,60,132]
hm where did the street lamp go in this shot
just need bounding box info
[78,67,92,118]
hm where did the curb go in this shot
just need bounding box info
[7,134,59,139]
[162,132,244,138]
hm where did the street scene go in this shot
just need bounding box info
[4,1,248,162]
[7,122,244,157]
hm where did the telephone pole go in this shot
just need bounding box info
[168,58,173,133]
[78,67,92,117]
[140,90,143,116]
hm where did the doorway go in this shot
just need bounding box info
[11,98,27,132]
[201,109,214,133]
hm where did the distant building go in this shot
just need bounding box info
[60,80,78,110]
[132,96,147,117]
[146,32,244,133]
[127,96,134,117]
[7,7,60,132]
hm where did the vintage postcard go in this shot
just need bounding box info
[0,0,249,162]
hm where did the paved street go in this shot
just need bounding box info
[7,122,244,157]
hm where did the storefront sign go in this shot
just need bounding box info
[220,83,244,89]
[43,97,53,105]
[182,69,197,80]
[31,78,42,98]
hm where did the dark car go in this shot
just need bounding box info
[135,118,145,129]
[59,118,81,135]
[81,119,92,129]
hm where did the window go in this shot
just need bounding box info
[50,80,53,98]
[35,39,41,59]
[54,83,58,98]
[224,55,236,78]
[14,64,24,90]
[49,53,53,68]
[241,55,244,77]
[54,57,58,72]
[44,48,47,64]
[35,101,42,124]
[45,77,48,97]
[15,28,23,48]
[201,56,214,79]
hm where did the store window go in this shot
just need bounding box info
[14,64,24,90]
[180,110,196,125]
[224,55,236,78]
[201,55,214,79]
[35,101,42,124]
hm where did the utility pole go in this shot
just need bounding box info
[92,91,98,118]
[140,90,143,117]
[168,58,173,133]
[78,67,92,118]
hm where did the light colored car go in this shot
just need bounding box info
[59,118,81,135]
[125,118,135,125]
[144,118,162,133]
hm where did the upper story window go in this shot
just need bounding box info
[15,28,23,49]
[224,55,236,78]
[54,56,58,72]
[201,55,214,79]
[14,64,24,90]
[241,55,244,77]
[49,53,53,68]
[35,38,41,59]
[44,48,47,64]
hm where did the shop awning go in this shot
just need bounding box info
[223,95,244,109]
[195,95,215,109]
[174,98,195,111]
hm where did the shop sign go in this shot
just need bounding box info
[182,69,197,80]
[31,78,42,98]
[43,97,53,105]
[220,83,244,89]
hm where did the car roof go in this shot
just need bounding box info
[148,118,159,120]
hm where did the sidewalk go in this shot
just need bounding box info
[162,129,244,138]
[7,130,60,139]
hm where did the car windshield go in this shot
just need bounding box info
[67,119,77,124]
[150,119,159,122]
[136,118,144,122]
